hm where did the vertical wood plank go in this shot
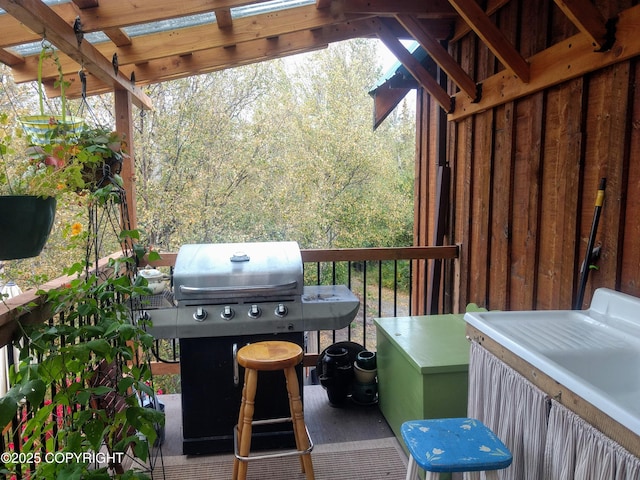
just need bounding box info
[620,59,640,297]
[487,0,518,311]
[537,78,584,309]
[468,29,495,308]
[490,101,515,310]
[506,1,546,310]
[578,62,631,307]
[452,35,477,312]
[510,94,544,310]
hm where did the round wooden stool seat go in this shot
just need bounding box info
[237,341,303,371]
[232,340,314,480]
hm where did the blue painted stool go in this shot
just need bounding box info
[400,418,512,480]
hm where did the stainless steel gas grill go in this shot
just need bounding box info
[138,241,360,455]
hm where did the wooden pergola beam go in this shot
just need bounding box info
[341,0,457,18]
[553,0,609,50]
[61,19,376,98]
[215,8,234,29]
[12,3,364,83]
[373,17,453,112]
[448,0,530,83]
[395,13,478,100]
[0,0,276,50]
[0,48,24,67]
[0,0,153,110]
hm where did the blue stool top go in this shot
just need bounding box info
[401,418,512,473]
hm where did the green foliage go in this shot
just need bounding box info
[132,39,415,253]
[0,221,163,479]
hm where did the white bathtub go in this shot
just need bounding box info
[464,288,640,436]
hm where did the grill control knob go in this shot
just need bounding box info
[193,307,207,322]
[221,306,235,320]
[248,304,261,318]
[274,303,288,318]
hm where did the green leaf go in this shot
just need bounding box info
[83,418,107,450]
[86,339,113,356]
[90,385,113,396]
[76,389,91,405]
[0,395,19,427]
[19,379,46,406]
[147,250,162,262]
[117,376,135,394]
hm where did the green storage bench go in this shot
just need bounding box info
[374,314,470,443]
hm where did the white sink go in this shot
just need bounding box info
[464,288,640,436]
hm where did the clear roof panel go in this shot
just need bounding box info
[4,0,315,56]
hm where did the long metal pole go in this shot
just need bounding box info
[574,178,606,310]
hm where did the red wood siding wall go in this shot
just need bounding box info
[415,0,640,313]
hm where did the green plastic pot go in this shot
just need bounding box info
[0,196,56,260]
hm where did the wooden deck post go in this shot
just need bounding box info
[114,89,137,230]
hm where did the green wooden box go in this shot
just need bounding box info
[374,314,470,443]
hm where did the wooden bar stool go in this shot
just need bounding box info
[232,341,314,480]
[401,418,512,480]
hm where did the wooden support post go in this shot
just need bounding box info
[115,89,137,231]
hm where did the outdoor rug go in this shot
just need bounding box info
[159,437,407,479]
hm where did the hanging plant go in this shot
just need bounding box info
[0,212,164,479]
[19,42,83,145]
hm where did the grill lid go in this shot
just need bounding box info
[173,241,303,302]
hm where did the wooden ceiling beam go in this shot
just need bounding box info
[450,0,511,42]
[12,4,366,83]
[395,13,477,100]
[448,0,530,83]
[0,0,152,110]
[373,17,452,112]
[0,48,24,67]
[72,0,99,7]
[0,0,268,49]
[73,0,277,31]
[553,0,608,50]
[341,0,457,18]
[103,28,132,47]
[61,19,377,98]
[215,8,234,29]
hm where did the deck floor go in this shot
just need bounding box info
[150,385,409,479]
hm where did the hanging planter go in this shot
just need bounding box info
[0,196,56,260]
[19,114,84,146]
[19,42,83,145]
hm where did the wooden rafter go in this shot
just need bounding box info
[215,9,234,29]
[373,17,452,112]
[103,28,132,47]
[553,0,609,50]
[0,48,24,67]
[340,0,458,18]
[61,19,377,98]
[448,0,530,82]
[0,0,152,109]
[0,0,273,49]
[11,3,364,83]
[72,0,99,7]
[395,13,478,100]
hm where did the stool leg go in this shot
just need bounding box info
[284,366,314,480]
[233,367,258,480]
[405,456,416,480]
[485,472,499,480]
[232,368,249,480]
